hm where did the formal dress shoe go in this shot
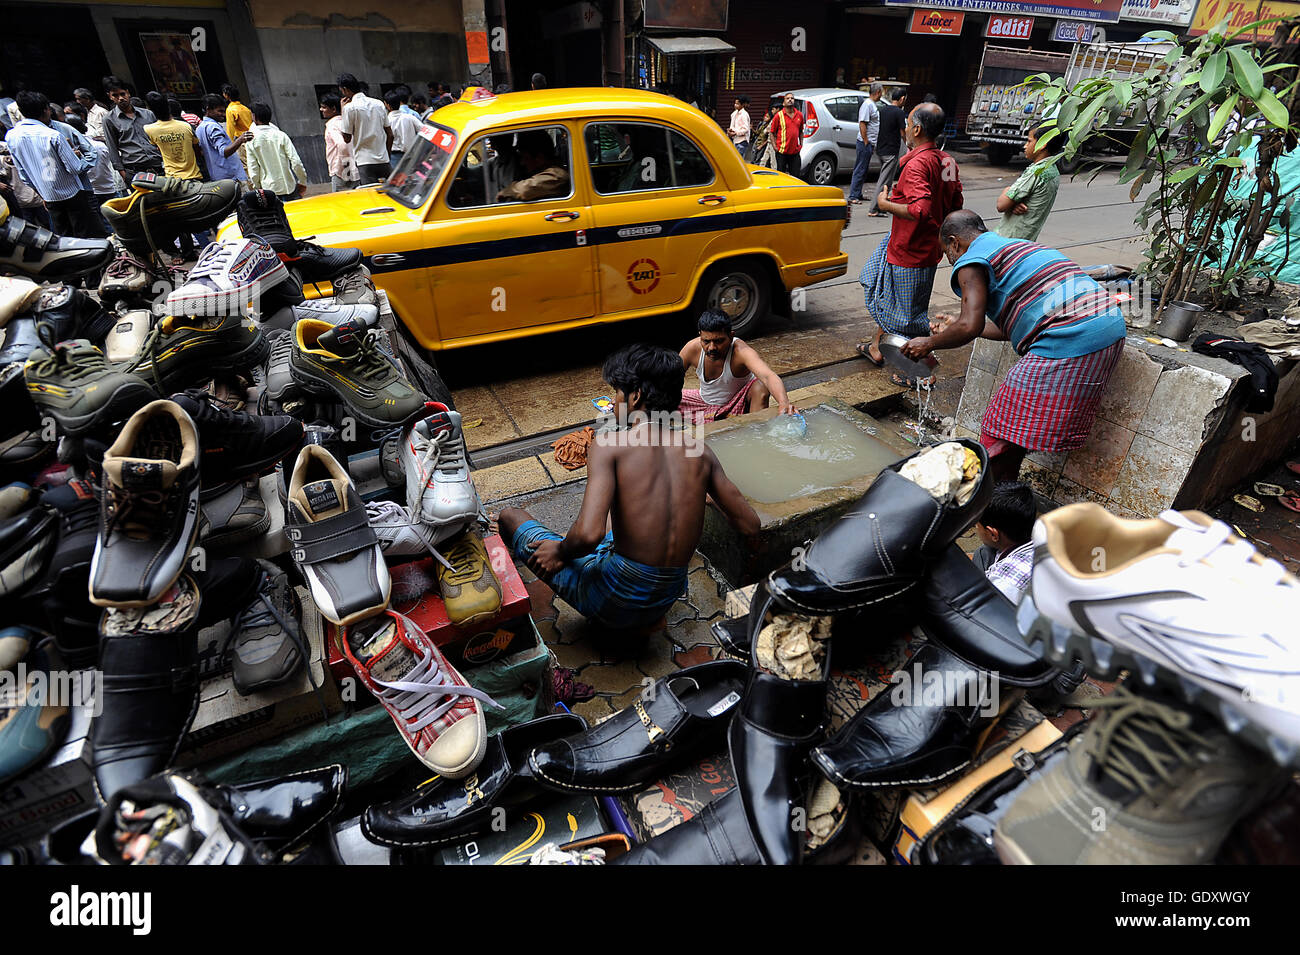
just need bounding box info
[209,764,347,858]
[91,573,201,801]
[363,713,588,847]
[612,788,765,865]
[921,545,1058,688]
[729,642,831,866]
[811,641,1014,791]
[529,661,746,794]
[766,439,992,615]
[710,579,777,661]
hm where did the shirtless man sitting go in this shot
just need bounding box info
[498,343,759,633]
[678,308,795,424]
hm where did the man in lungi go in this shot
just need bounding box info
[855,102,964,387]
[677,308,796,424]
[901,210,1126,484]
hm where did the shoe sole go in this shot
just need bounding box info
[37,378,157,438]
[526,750,654,795]
[164,259,291,316]
[810,748,973,790]
[1018,594,1300,767]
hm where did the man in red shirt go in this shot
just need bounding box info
[769,93,804,178]
[855,102,963,386]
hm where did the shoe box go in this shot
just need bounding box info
[324,533,531,684]
[176,585,343,768]
[891,718,1062,865]
[0,690,95,849]
[617,749,735,844]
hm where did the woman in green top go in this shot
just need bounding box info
[995,123,1061,241]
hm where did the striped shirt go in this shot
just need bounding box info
[4,119,95,202]
[986,541,1035,606]
[952,232,1125,359]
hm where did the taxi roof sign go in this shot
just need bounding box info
[461,86,496,103]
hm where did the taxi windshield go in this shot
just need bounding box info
[380,122,458,208]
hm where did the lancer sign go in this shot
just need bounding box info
[909,9,966,33]
[887,0,1122,24]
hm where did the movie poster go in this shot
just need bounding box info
[140,32,205,97]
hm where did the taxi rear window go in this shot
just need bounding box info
[382,123,458,208]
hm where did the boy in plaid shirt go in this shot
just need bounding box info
[972,482,1036,606]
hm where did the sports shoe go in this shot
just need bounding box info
[228,561,306,694]
[28,283,117,345]
[102,173,240,255]
[329,265,378,306]
[199,478,270,548]
[170,389,303,484]
[31,479,100,668]
[0,643,71,787]
[0,214,112,281]
[128,313,269,394]
[436,526,502,628]
[164,238,291,317]
[0,483,57,597]
[289,298,379,329]
[1022,503,1300,764]
[282,241,364,285]
[401,404,480,548]
[367,499,430,558]
[235,188,295,252]
[102,308,153,364]
[24,339,156,437]
[341,609,496,777]
[289,318,426,429]
[261,329,302,406]
[993,687,1285,865]
[97,240,158,303]
[89,400,202,608]
[284,444,390,626]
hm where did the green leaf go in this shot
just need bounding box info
[1115,81,1134,109]
[1057,98,1078,130]
[1227,45,1264,98]
[1212,156,1245,167]
[1169,166,1203,185]
[1209,92,1240,141]
[1257,87,1291,127]
[1201,52,1228,93]
[1178,71,1203,87]
[1143,30,1179,42]
[1074,96,1107,137]
[1173,88,1215,123]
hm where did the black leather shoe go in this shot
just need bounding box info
[811,641,1012,790]
[209,764,347,858]
[921,545,1058,688]
[710,581,775,662]
[766,439,991,615]
[729,639,830,866]
[529,661,746,794]
[612,788,765,865]
[364,713,587,847]
[91,573,201,801]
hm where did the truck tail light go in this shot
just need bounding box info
[803,101,819,138]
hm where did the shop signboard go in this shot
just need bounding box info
[1053,18,1097,40]
[909,9,966,33]
[1119,0,1196,25]
[645,0,728,31]
[139,32,205,97]
[1188,0,1300,40]
[986,14,1036,37]
[885,0,1122,24]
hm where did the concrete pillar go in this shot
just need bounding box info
[463,0,494,90]
[224,0,273,107]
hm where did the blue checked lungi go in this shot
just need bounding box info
[860,236,937,338]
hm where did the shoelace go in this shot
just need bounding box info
[371,641,501,733]
[135,316,177,392]
[105,249,153,279]
[365,499,422,532]
[418,423,466,479]
[1163,510,1292,588]
[340,329,397,382]
[188,243,235,278]
[1086,688,1210,800]
[441,534,483,584]
[28,343,102,383]
[104,485,171,539]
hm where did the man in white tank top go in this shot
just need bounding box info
[678,309,795,424]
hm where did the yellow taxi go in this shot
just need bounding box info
[223,87,849,348]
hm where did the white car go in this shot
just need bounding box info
[767,88,893,186]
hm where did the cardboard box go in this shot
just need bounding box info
[892,718,1062,865]
[176,586,342,767]
[326,533,531,682]
[618,749,734,843]
[0,699,95,848]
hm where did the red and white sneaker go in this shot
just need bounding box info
[341,610,497,777]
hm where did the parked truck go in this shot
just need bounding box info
[966,40,1173,168]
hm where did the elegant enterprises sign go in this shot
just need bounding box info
[886,0,1122,24]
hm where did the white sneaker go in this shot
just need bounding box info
[164,238,289,317]
[366,500,429,557]
[401,403,480,549]
[1022,502,1300,764]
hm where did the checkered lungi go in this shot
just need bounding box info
[678,377,756,424]
[979,339,1124,453]
[859,236,937,338]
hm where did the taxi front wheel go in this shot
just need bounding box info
[695,262,770,339]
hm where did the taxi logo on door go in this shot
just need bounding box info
[626,258,661,295]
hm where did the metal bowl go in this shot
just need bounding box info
[879,333,940,381]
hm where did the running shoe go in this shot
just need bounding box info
[170,389,303,484]
[288,317,426,428]
[0,214,112,281]
[401,403,480,549]
[127,313,268,394]
[24,339,156,437]
[228,561,306,695]
[436,526,502,628]
[102,173,239,255]
[164,237,290,317]
[366,499,429,558]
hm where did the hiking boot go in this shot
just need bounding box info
[436,526,502,628]
[235,188,295,253]
[289,298,379,329]
[31,479,101,668]
[24,339,157,438]
[164,237,291,317]
[102,173,240,255]
[1022,502,1300,764]
[0,643,71,787]
[401,403,480,548]
[341,609,497,777]
[128,313,269,394]
[284,444,390,626]
[89,400,202,608]
[199,478,270,549]
[366,499,430,558]
[29,283,117,345]
[0,214,112,281]
[289,318,426,429]
[994,687,1286,865]
[329,265,378,306]
[0,482,57,597]
[97,240,158,303]
[228,561,306,694]
[170,389,303,484]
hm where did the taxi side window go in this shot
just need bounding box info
[445,125,572,209]
[585,123,715,195]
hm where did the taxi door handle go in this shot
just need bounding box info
[371,253,406,266]
[698,195,727,206]
[545,210,580,221]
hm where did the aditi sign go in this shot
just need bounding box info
[909,9,966,33]
[985,14,1035,36]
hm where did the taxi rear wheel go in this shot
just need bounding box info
[695,261,770,339]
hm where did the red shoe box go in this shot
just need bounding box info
[325,533,531,683]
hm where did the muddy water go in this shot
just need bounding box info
[707,406,901,504]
